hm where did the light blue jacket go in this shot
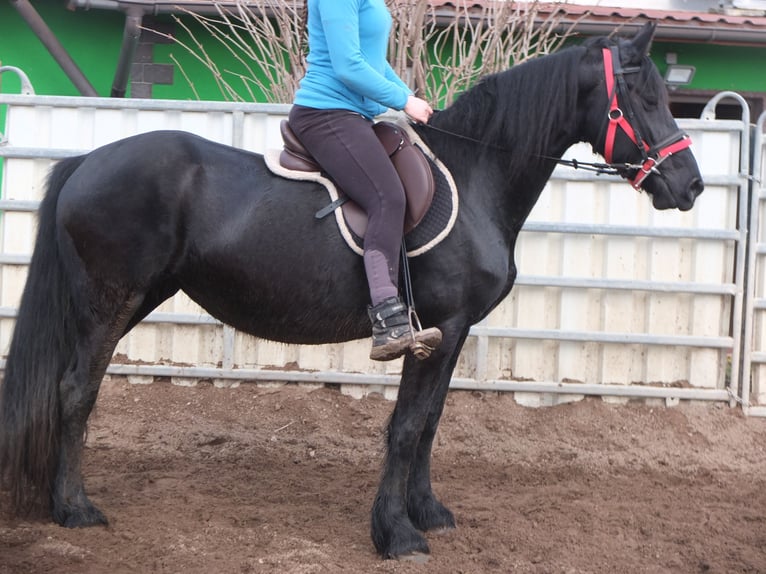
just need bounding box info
[294,0,412,120]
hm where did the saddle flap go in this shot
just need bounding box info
[335,144,434,238]
[393,144,435,232]
[278,118,435,238]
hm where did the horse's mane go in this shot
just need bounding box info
[431,43,585,171]
[430,33,665,175]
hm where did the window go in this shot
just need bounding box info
[668,89,766,121]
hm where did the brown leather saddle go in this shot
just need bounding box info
[279,120,435,238]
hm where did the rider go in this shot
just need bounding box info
[289,0,442,361]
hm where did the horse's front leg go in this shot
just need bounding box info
[371,353,442,559]
[406,329,470,533]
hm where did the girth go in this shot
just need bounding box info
[279,120,435,238]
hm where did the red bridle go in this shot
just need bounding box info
[601,47,692,190]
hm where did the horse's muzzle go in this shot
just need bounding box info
[649,176,704,211]
[680,177,705,211]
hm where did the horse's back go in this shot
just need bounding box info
[53,131,252,284]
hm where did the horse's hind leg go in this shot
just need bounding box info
[52,290,145,527]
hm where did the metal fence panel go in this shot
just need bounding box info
[471,117,743,400]
[743,110,766,415]
[0,93,745,402]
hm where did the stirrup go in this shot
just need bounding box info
[406,308,442,360]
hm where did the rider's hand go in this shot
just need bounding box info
[404,95,433,124]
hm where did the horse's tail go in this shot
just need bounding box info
[0,154,87,515]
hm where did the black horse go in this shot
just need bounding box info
[0,23,702,559]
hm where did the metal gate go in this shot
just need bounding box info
[0,89,748,405]
[742,109,766,416]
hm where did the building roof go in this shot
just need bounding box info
[428,1,766,45]
[553,3,766,45]
[65,0,766,45]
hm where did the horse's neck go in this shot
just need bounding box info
[444,50,582,147]
[421,57,582,231]
[422,113,574,233]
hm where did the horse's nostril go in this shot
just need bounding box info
[690,177,704,197]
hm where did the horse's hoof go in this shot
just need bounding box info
[397,551,430,564]
[64,513,108,528]
[375,526,430,561]
[409,498,456,532]
[54,505,109,528]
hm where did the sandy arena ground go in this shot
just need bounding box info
[2,376,766,573]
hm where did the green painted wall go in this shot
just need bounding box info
[651,41,766,93]
[0,5,274,101]
[0,4,124,96]
[150,15,275,102]
[0,4,764,99]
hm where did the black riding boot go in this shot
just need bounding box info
[367,296,442,361]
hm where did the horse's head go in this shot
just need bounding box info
[580,22,704,211]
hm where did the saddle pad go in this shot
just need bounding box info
[264,120,458,258]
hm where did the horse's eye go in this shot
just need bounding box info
[633,83,659,110]
[643,94,659,110]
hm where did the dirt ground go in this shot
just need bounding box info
[1,376,766,574]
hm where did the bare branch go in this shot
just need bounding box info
[152,0,581,106]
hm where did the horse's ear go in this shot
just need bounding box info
[625,22,656,64]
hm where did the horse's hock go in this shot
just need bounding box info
[0,92,757,410]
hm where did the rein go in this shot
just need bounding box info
[423,122,628,176]
[421,46,692,189]
[419,122,510,152]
